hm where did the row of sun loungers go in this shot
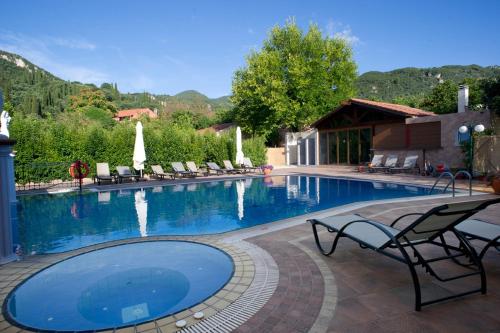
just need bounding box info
[94,158,262,184]
[368,154,420,174]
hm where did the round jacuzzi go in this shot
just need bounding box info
[3,241,234,331]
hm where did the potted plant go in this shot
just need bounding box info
[261,165,273,175]
[491,173,500,194]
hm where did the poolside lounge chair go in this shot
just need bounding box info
[455,219,500,259]
[151,165,173,180]
[186,161,208,176]
[206,162,225,175]
[171,162,194,178]
[223,160,245,174]
[95,163,114,185]
[116,166,138,183]
[369,155,398,173]
[242,157,261,173]
[308,197,500,311]
[369,154,384,167]
[390,155,420,174]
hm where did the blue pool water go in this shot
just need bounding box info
[5,241,233,331]
[17,175,432,254]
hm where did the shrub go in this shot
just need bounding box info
[9,116,268,183]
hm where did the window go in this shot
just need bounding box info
[456,129,470,146]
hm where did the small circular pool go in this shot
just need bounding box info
[4,241,234,331]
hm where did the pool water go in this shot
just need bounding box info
[4,241,233,331]
[16,175,432,254]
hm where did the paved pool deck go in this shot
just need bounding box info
[2,166,499,332]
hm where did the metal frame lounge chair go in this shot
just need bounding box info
[390,155,420,174]
[223,160,245,174]
[151,165,173,180]
[95,163,114,185]
[308,198,500,311]
[369,154,384,167]
[206,162,226,175]
[116,166,138,183]
[186,161,208,176]
[242,157,261,173]
[455,219,500,259]
[171,162,194,178]
[369,155,398,173]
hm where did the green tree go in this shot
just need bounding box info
[231,19,357,142]
[421,81,458,114]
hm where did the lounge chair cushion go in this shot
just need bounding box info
[456,219,500,241]
[384,155,398,168]
[116,166,134,176]
[314,214,400,248]
[402,155,418,168]
[371,155,383,167]
[96,163,111,177]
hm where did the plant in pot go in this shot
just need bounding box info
[491,173,500,194]
[261,165,273,175]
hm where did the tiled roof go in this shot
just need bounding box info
[310,98,434,127]
[116,108,157,118]
[349,98,435,117]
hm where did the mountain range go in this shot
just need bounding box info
[1,49,498,118]
[357,65,500,101]
[0,50,230,117]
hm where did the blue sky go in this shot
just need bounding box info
[1,0,499,98]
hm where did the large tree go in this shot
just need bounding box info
[231,20,357,141]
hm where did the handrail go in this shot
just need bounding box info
[453,170,472,196]
[430,170,472,197]
[430,172,454,196]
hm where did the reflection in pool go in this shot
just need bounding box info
[17,175,432,253]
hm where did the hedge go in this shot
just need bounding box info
[10,116,267,184]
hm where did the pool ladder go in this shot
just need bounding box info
[430,170,472,197]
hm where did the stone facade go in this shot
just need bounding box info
[405,110,491,169]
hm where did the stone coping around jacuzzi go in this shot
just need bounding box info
[0,237,255,333]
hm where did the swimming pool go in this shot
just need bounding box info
[16,175,433,254]
[4,241,233,331]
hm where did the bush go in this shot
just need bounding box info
[10,116,268,183]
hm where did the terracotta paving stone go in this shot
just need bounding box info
[236,188,500,332]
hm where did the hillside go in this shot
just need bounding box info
[356,65,500,101]
[0,50,231,117]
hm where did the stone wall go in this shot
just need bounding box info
[266,147,286,166]
[406,110,492,169]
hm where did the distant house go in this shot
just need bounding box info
[114,108,158,121]
[197,123,236,136]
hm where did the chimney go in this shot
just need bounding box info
[458,85,469,113]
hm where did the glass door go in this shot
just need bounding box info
[348,129,359,164]
[360,128,372,163]
[328,132,337,164]
[338,131,348,164]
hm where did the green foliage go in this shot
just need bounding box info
[420,80,458,114]
[242,136,267,165]
[171,110,214,129]
[10,115,266,183]
[231,19,357,141]
[1,50,232,122]
[357,65,500,101]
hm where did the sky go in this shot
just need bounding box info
[1,0,499,98]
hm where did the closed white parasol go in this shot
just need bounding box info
[134,189,148,237]
[133,121,146,177]
[235,126,244,165]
